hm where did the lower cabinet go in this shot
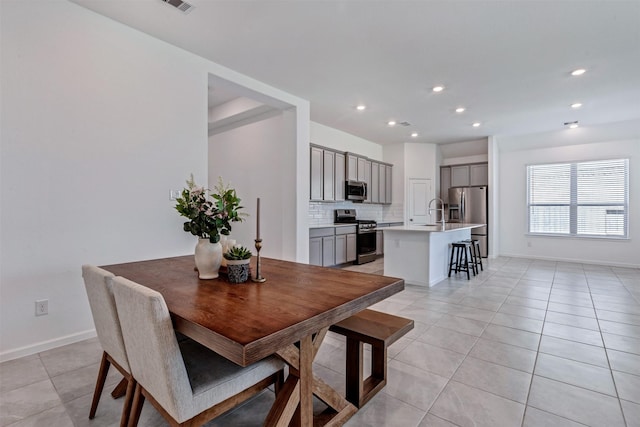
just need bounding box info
[322,236,335,267]
[310,226,356,266]
[309,237,322,266]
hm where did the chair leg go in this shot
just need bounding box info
[463,246,470,280]
[111,377,129,399]
[448,245,456,277]
[119,378,136,427]
[476,241,484,271]
[89,351,111,419]
[469,244,478,275]
[127,383,145,427]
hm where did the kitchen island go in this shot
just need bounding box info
[383,223,484,287]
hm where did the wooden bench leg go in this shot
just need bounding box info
[345,339,389,408]
[345,337,364,408]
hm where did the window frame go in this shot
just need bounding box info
[526,158,629,239]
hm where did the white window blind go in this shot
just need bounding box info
[527,159,629,238]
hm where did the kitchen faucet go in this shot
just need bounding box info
[428,198,446,226]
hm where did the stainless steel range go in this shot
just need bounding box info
[334,209,377,265]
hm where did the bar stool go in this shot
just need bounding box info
[448,241,474,280]
[463,239,484,273]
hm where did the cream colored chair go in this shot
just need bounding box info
[82,265,135,426]
[111,276,285,426]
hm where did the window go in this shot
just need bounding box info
[527,159,629,238]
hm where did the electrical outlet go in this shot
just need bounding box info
[170,189,180,201]
[35,299,48,316]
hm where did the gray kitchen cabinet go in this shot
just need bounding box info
[323,150,335,201]
[310,146,323,201]
[371,162,380,203]
[347,153,358,181]
[312,146,393,205]
[357,157,367,182]
[335,233,357,264]
[310,145,348,202]
[440,166,451,203]
[335,152,345,201]
[335,234,347,264]
[336,225,357,264]
[385,164,393,204]
[379,166,385,203]
[451,165,470,187]
[309,237,322,266]
[309,227,335,266]
[346,233,356,262]
[363,159,371,202]
[322,235,335,267]
[470,163,488,186]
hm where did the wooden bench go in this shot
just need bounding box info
[329,309,414,408]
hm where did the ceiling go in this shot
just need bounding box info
[72,0,640,145]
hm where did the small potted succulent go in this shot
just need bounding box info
[223,245,252,283]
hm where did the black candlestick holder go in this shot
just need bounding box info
[252,238,266,283]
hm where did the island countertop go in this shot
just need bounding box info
[385,223,485,233]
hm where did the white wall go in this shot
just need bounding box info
[311,122,383,160]
[0,0,309,360]
[497,122,640,267]
[209,113,299,261]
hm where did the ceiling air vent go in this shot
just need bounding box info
[161,0,194,14]
[398,121,411,127]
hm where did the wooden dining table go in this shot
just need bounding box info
[101,255,404,426]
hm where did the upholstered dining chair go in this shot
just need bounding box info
[81,265,135,427]
[110,275,285,427]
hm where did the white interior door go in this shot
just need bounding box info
[408,178,432,225]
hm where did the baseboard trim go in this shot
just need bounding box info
[0,329,97,363]
[499,253,640,269]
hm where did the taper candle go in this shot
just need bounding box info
[256,197,261,240]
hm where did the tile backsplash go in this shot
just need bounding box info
[309,201,404,226]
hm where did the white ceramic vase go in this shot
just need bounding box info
[194,238,223,279]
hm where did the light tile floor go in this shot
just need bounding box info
[1,257,639,426]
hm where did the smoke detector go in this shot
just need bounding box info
[161,0,194,14]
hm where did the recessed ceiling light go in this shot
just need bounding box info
[564,121,579,129]
[411,132,419,138]
[571,68,586,76]
[356,105,366,111]
[472,122,481,127]
[570,102,583,109]
[387,120,396,126]
[455,107,466,113]
[432,86,445,93]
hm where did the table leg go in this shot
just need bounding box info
[266,328,356,427]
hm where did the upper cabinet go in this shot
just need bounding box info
[310,146,323,200]
[310,145,346,202]
[334,152,345,201]
[448,163,488,188]
[470,163,488,186]
[451,165,470,187]
[313,146,392,204]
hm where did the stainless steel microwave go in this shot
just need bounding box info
[346,180,367,201]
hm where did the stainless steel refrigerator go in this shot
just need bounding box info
[448,186,488,257]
